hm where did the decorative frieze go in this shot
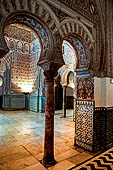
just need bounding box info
[57,0,99,23]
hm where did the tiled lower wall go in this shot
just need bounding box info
[75,100,113,152]
[2,94,46,112]
[75,100,95,151]
[93,107,106,151]
[106,107,113,149]
[2,94,25,110]
[94,107,113,151]
[24,95,46,112]
[26,95,39,112]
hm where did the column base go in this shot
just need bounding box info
[42,157,56,167]
[60,115,66,118]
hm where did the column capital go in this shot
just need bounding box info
[38,61,63,74]
[63,85,67,90]
[44,70,57,81]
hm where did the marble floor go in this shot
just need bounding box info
[0,110,95,170]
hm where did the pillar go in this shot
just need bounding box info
[62,85,67,118]
[39,68,43,112]
[43,71,56,166]
[73,97,76,121]
[73,73,77,121]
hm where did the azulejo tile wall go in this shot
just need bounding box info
[75,102,113,152]
[75,100,95,151]
[106,108,113,149]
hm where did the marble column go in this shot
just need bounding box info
[73,74,77,121]
[73,97,76,121]
[43,71,56,166]
[63,85,67,118]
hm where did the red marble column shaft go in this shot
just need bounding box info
[63,85,67,118]
[43,71,56,165]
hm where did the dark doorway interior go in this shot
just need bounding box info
[55,84,63,110]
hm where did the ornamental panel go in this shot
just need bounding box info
[77,77,94,100]
[57,0,99,23]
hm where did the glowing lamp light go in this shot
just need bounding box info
[18,84,33,93]
[0,77,3,86]
[110,78,113,84]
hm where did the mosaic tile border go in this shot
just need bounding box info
[69,147,113,170]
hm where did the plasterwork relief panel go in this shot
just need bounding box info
[77,77,94,100]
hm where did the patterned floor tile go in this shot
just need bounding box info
[70,147,113,170]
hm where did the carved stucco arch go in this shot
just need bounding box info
[0,0,60,64]
[67,71,74,85]
[0,12,55,66]
[59,18,94,50]
[9,39,16,46]
[5,38,16,49]
[64,34,91,71]
[61,70,73,86]
[0,0,59,34]
[58,18,95,74]
[9,39,16,50]
[24,43,30,53]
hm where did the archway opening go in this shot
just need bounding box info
[0,12,58,166]
[62,40,77,71]
[55,40,77,117]
[4,23,41,94]
[0,22,44,111]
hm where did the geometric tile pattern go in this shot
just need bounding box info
[75,103,113,152]
[75,100,95,151]
[93,107,106,152]
[70,147,113,170]
[94,107,113,152]
[106,108,113,149]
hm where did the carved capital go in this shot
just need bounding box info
[44,70,57,81]
[38,61,63,74]
[63,85,67,90]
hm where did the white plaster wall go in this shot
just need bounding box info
[94,77,102,107]
[101,78,106,107]
[106,78,113,107]
[94,77,113,107]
